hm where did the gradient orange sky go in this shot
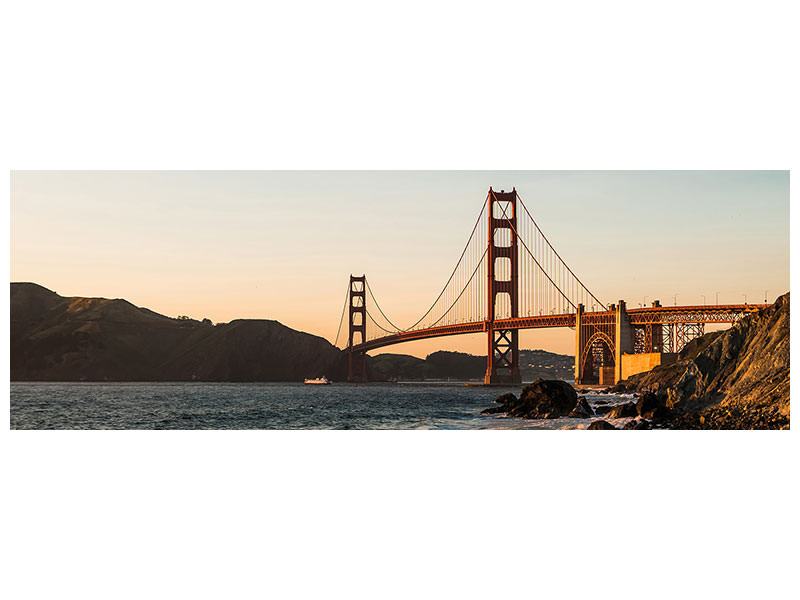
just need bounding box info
[10,171,789,357]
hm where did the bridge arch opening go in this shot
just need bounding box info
[580,332,615,385]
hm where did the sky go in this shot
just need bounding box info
[10,171,790,357]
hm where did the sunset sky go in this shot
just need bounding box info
[10,171,789,357]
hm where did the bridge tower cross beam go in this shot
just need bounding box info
[347,274,368,382]
[485,188,521,384]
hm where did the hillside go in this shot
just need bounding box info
[367,348,574,382]
[11,283,347,382]
[368,351,485,381]
[615,292,790,429]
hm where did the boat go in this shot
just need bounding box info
[304,376,331,385]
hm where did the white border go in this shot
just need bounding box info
[3,2,797,599]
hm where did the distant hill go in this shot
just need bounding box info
[519,349,574,381]
[368,351,484,381]
[11,283,347,381]
[367,348,574,382]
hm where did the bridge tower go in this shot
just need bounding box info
[485,188,521,384]
[347,274,368,382]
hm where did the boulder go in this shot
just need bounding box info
[593,404,612,415]
[512,379,578,419]
[481,392,520,415]
[636,392,669,419]
[482,378,579,419]
[622,419,652,430]
[518,395,562,419]
[568,396,593,418]
[496,392,517,404]
[606,402,638,419]
[587,420,616,430]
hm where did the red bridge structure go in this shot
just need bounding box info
[335,188,766,385]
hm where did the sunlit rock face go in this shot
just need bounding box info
[616,292,790,429]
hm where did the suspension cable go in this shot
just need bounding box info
[492,191,577,312]
[333,282,350,347]
[347,189,605,346]
[426,247,488,329]
[515,192,606,310]
[365,279,403,332]
[365,307,398,335]
[404,193,490,331]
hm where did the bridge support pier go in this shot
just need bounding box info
[614,300,634,384]
[347,350,367,382]
[485,327,520,384]
[574,303,583,383]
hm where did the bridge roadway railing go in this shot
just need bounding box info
[349,304,766,354]
[626,304,765,325]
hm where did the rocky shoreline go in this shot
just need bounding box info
[614,292,789,430]
[481,380,661,429]
[482,293,789,430]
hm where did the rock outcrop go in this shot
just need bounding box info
[568,396,593,418]
[622,419,651,430]
[616,293,790,429]
[587,420,616,430]
[635,392,669,420]
[606,402,638,419]
[481,379,578,419]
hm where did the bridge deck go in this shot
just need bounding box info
[350,304,766,353]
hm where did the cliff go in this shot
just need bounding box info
[615,292,790,429]
[11,283,347,382]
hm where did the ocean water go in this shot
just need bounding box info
[10,382,638,430]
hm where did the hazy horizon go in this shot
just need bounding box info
[10,170,789,357]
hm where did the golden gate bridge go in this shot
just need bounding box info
[334,188,765,385]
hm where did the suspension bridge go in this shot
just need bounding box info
[334,188,766,385]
